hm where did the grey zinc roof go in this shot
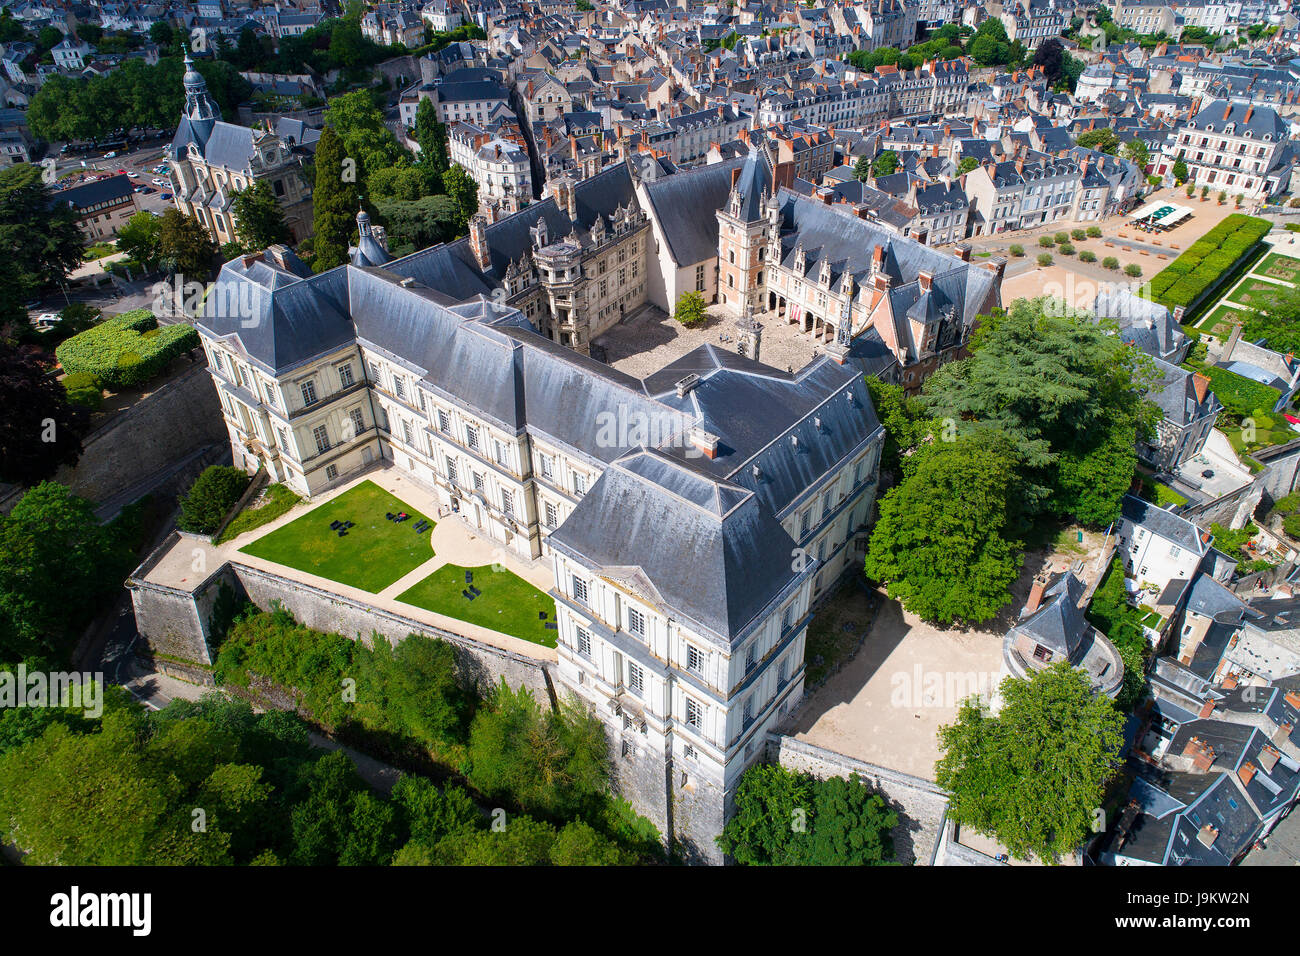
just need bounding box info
[547,449,806,645]
[1121,493,1210,555]
[1015,572,1092,659]
[642,156,746,266]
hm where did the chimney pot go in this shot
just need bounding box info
[1025,576,1048,614]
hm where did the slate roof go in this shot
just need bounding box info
[1121,493,1210,554]
[642,156,745,266]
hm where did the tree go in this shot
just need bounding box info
[0,344,85,487]
[442,163,479,232]
[865,434,1024,625]
[1032,37,1065,84]
[149,21,174,47]
[0,165,85,325]
[177,465,250,534]
[413,97,449,187]
[871,150,898,177]
[958,156,978,175]
[1122,138,1149,169]
[324,90,411,188]
[230,181,291,253]
[375,194,461,255]
[157,208,218,280]
[115,211,162,270]
[466,684,610,821]
[0,482,126,660]
[1076,128,1120,154]
[922,298,1159,524]
[935,664,1124,862]
[674,290,707,328]
[311,126,361,272]
[852,154,872,182]
[717,764,897,865]
[864,375,931,478]
[1172,158,1188,184]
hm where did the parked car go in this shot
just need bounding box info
[151,177,166,186]
[140,186,155,195]
[160,192,172,201]
[104,151,117,159]
[33,313,60,331]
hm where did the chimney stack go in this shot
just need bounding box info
[918,270,933,293]
[469,214,491,271]
[1183,736,1216,773]
[1025,576,1048,614]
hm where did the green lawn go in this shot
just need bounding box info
[397,563,558,647]
[239,480,434,592]
[1198,304,1246,332]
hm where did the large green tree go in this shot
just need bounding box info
[935,664,1124,863]
[230,180,291,252]
[865,433,1023,625]
[921,298,1158,525]
[0,165,84,324]
[442,163,480,232]
[311,126,362,272]
[717,764,897,865]
[0,344,85,487]
[116,211,163,270]
[158,208,218,279]
[0,482,126,660]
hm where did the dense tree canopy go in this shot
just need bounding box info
[230,181,292,253]
[921,297,1159,526]
[717,764,897,865]
[0,164,85,324]
[0,345,85,487]
[935,664,1124,862]
[865,433,1024,625]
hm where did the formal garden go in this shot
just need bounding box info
[238,479,434,593]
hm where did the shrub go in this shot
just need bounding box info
[673,290,707,328]
[1103,256,1119,270]
[1008,244,1024,257]
[1218,191,1227,203]
[1186,185,1195,197]
[1187,362,1280,419]
[1071,229,1086,241]
[1037,253,1053,266]
[1284,513,1300,539]
[1079,250,1097,263]
[1124,263,1142,277]
[1059,243,1076,256]
[54,310,198,391]
[1054,232,1069,245]
[177,465,251,534]
[61,371,102,410]
[1086,226,1102,238]
[1038,235,1054,248]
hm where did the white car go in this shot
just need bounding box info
[127,170,139,178]
[151,177,166,186]
[33,313,61,331]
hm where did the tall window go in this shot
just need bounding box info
[394,376,406,401]
[312,424,329,455]
[446,459,458,485]
[544,501,558,528]
[628,607,646,637]
[576,626,591,658]
[300,380,318,406]
[745,643,757,674]
[572,575,588,606]
[402,419,414,445]
[573,472,586,496]
[349,407,365,438]
[686,697,702,730]
[494,440,508,467]
[501,488,514,517]
[686,644,703,674]
[539,454,554,479]
[338,363,354,387]
[438,409,451,433]
[628,661,644,697]
[466,425,480,451]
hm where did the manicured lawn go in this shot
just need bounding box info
[239,480,434,592]
[217,483,301,544]
[1253,252,1300,284]
[397,563,558,647]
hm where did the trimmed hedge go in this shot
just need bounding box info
[55,310,198,391]
[1184,361,1280,418]
[61,371,103,410]
[1147,214,1272,311]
